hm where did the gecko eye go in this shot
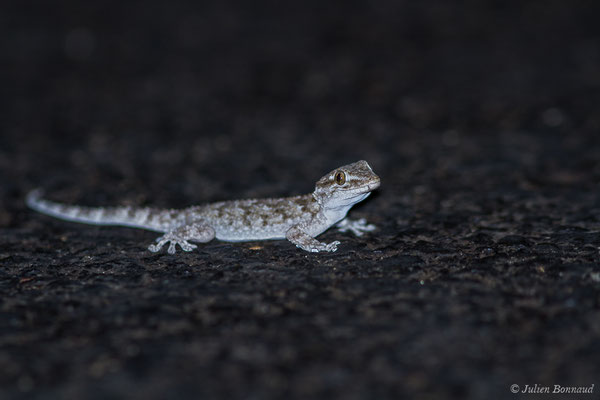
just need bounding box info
[334,171,346,185]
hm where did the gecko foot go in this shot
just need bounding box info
[322,240,341,252]
[336,218,376,237]
[148,232,198,254]
[300,240,340,253]
[287,226,341,252]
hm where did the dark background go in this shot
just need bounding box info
[1,1,600,399]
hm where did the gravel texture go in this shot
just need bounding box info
[1,1,600,399]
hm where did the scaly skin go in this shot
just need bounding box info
[27,160,380,253]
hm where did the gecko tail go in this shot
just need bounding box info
[27,188,116,225]
[25,189,171,232]
[26,188,44,209]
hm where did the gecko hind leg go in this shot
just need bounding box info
[148,224,215,254]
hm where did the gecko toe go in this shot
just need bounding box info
[148,243,161,252]
[327,241,341,252]
[180,241,197,252]
[167,243,177,254]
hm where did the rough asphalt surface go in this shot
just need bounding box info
[1,1,600,399]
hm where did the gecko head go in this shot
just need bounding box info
[313,160,380,210]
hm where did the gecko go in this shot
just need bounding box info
[26,160,380,253]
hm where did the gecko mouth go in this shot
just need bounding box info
[368,180,380,191]
[359,179,381,193]
[335,178,380,200]
[346,181,380,199]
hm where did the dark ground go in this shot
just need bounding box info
[1,1,600,399]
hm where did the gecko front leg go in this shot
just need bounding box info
[286,225,340,253]
[148,223,215,254]
[336,218,376,237]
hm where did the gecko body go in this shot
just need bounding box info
[27,160,380,253]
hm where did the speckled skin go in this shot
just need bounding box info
[27,160,380,253]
